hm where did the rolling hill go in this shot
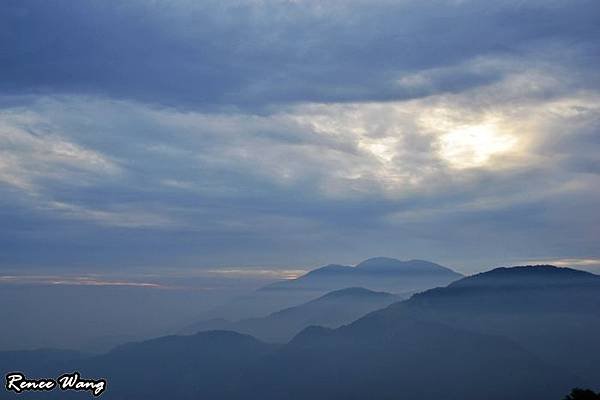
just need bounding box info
[181,287,400,342]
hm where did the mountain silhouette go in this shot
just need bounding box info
[238,265,596,399]
[205,257,462,319]
[181,287,400,342]
[0,348,85,377]
[265,257,461,291]
[243,316,573,400]
[88,331,274,399]
[3,265,597,400]
[449,264,599,288]
[393,265,600,387]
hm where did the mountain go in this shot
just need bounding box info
[243,317,574,400]
[205,257,462,319]
[181,287,400,342]
[396,265,600,387]
[6,265,596,400]
[238,265,598,399]
[0,331,275,400]
[263,257,462,292]
[0,348,89,399]
[447,264,600,289]
[87,331,275,400]
[2,326,570,400]
[0,348,86,376]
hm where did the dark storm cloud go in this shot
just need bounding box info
[1,0,599,109]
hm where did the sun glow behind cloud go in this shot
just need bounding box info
[438,122,518,169]
[0,78,593,211]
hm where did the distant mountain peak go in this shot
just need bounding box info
[355,257,459,274]
[317,287,394,299]
[356,257,400,267]
[303,264,353,277]
[472,264,595,278]
[487,264,593,274]
[449,264,599,289]
[259,257,462,298]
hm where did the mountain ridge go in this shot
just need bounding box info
[261,257,463,291]
[205,257,462,320]
[3,264,597,399]
[182,286,400,342]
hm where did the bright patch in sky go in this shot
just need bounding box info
[358,137,398,162]
[438,123,517,169]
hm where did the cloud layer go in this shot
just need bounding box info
[0,0,599,271]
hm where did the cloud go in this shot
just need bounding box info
[0,107,120,193]
[206,268,308,280]
[0,62,598,269]
[1,0,599,109]
[515,258,600,269]
[0,274,168,289]
[0,0,598,271]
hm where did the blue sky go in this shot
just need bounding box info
[1,0,599,275]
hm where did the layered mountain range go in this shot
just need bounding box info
[181,287,401,342]
[3,264,599,399]
[203,257,462,319]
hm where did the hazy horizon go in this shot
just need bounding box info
[1,256,598,353]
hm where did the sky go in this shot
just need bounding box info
[1,0,600,279]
